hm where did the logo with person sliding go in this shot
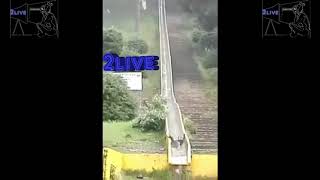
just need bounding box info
[10,0,59,38]
[262,0,311,39]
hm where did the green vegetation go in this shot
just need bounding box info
[103,73,137,121]
[103,28,124,55]
[103,15,160,99]
[195,57,217,99]
[119,47,140,57]
[194,49,217,99]
[127,38,149,54]
[192,29,202,43]
[122,168,191,180]
[179,0,217,100]
[133,94,167,132]
[103,0,161,152]
[183,115,197,138]
[122,169,173,180]
[192,30,217,53]
[103,121,165,152]
[178,0,217,31]
[121,169,215,180]
[118,16,161,98]
[202,55,217,69]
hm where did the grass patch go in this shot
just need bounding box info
[121,169,188,180]
[121,169,215,180]
[103,121,165,153]
[122,169,172,180]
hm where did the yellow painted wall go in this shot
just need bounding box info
[103,148,168,180]
[103,148,218,179]
[122,153,168,172]
[191,154,218,178]
[103,148,123,180]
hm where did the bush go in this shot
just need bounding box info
[184,116,196,135]
[135,109,166,131]
[103,73,137,121]
[103,28,124,55]
[201,50,217,69]
[133,94,167,131]
[192,29,217,54]
[120,48,140,57]
[192,29,202,43]
[127,38,149,54]
[199,32,216,50]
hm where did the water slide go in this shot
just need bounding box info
[159,0,192,165]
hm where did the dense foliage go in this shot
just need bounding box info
[103,73,137,121]
[103,28,124,55]
[127,38,149,54]
[133,94,167,131]
[200,50,217,68]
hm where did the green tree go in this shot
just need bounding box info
[178,0,217,31]
[190,0,217,31]
[192,30,217,54]
[120,48,140,57]
[199,31,217,50]
[133,94,167,131]
[192,29,202,43]
[103,28,124,55]
[127,38,149,54]
[103,73,137,121]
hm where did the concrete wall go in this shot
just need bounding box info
[122,153,168,171]
[191,154,218,178]
[103,148,123,180]
[103,148,218,179]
